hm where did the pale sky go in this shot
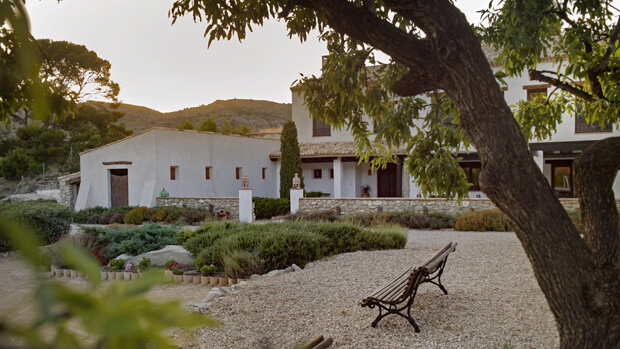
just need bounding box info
[26,0,486,112]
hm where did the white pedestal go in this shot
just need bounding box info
[238,189,253,223]
[290,189,304,214]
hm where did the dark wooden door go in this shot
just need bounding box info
[377,163,398,197]
[110,169,128,207]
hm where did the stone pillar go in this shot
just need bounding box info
[333,157,342,198]
[290,173,303,214]
[239,175,253,223]
[275,159,281,198]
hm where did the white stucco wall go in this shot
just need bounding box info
[293,60,620,198]
[75,129,279,210]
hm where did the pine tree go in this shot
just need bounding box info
[178,119,194,130]
[199,118,217,132]
[279,120,304,198]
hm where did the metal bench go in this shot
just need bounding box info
[361,242,457,332]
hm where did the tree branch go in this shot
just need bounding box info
[528,69,596,102]
[590,16,620,76]
[574,136,620,267]
[298,0,446,91]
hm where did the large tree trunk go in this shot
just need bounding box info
[379,1,620,347]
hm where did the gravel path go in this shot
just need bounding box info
[194,230,559,348]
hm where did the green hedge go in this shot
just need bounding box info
[83,223,180,259]
[0,200,71,252]
[453,209,512,232]
[252,197,289,219]
[185,221,406,275]
[73,206,134,224]
[73,206,212,225]
[289,210,454,229]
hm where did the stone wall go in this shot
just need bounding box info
[156,197,254,220]
[58,172,80,210]
[299,197,620,216]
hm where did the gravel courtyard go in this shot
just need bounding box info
[0,229,560,348]
[194,230,559,348]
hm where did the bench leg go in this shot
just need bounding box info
[368,303,421,332]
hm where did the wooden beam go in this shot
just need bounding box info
[102,161,132,165]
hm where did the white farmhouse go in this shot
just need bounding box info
[74,128,279,210]
[269,58,620,199]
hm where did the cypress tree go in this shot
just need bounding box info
[279,120,304,198]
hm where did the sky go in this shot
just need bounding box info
[26,0,486,113]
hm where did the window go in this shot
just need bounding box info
[548,160,574,198]
[527,88,547,103]
[205,167,211,180]
[235,167,241,180]
[460,163,480,191]
[313,169,322,179]
[312,118,331,137]
[262,167,267,179]
[330,168,334,179]
[170,166,178,180]
[575,101,612,133]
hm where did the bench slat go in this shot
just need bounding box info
[361,242,457,330]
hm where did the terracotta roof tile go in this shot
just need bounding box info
[269,141,407,158]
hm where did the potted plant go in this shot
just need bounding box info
[108,259,125,280]
[133,257,150,280]
[200,265,216,285]
[124,263,133,280]
[101,265,109,280]
[165,260,184,283]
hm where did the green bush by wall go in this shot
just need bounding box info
[0,200,71,252]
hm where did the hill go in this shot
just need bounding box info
[93,99,291,133]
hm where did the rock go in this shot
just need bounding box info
[304,262,314,269]
[282,266,294,273]
[206,290,224,301]
[291,264,302,272]
[125,245,194,267]
[266,270,282,277]
[115,254,132,261]
[250,274,261,279]
[238,281,247,286]
[186,302,211,313]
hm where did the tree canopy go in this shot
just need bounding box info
[170,0,620,346]
[199,117,217,132]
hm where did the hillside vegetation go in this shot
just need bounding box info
[94,99,291,133]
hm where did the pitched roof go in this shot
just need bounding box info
[79,127,278,156]
[269,141,407,159]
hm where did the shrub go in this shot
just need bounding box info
[123,206,149,225]
[304,191,323,197]
[0,200,71,251]
[200,265,217,276]
[46,233,100,268]
[253,197,289,219]
[85,224,179,259]
[454,209,512,231]
[108,258,126,272]
[194,257,205,269]
[72,206,134,224]
[287,210,338,222]
[222,251,266,277]
[138,257,152,271]
[0,147,39,179]
[258,229,326,270]
[187,221,406,274]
